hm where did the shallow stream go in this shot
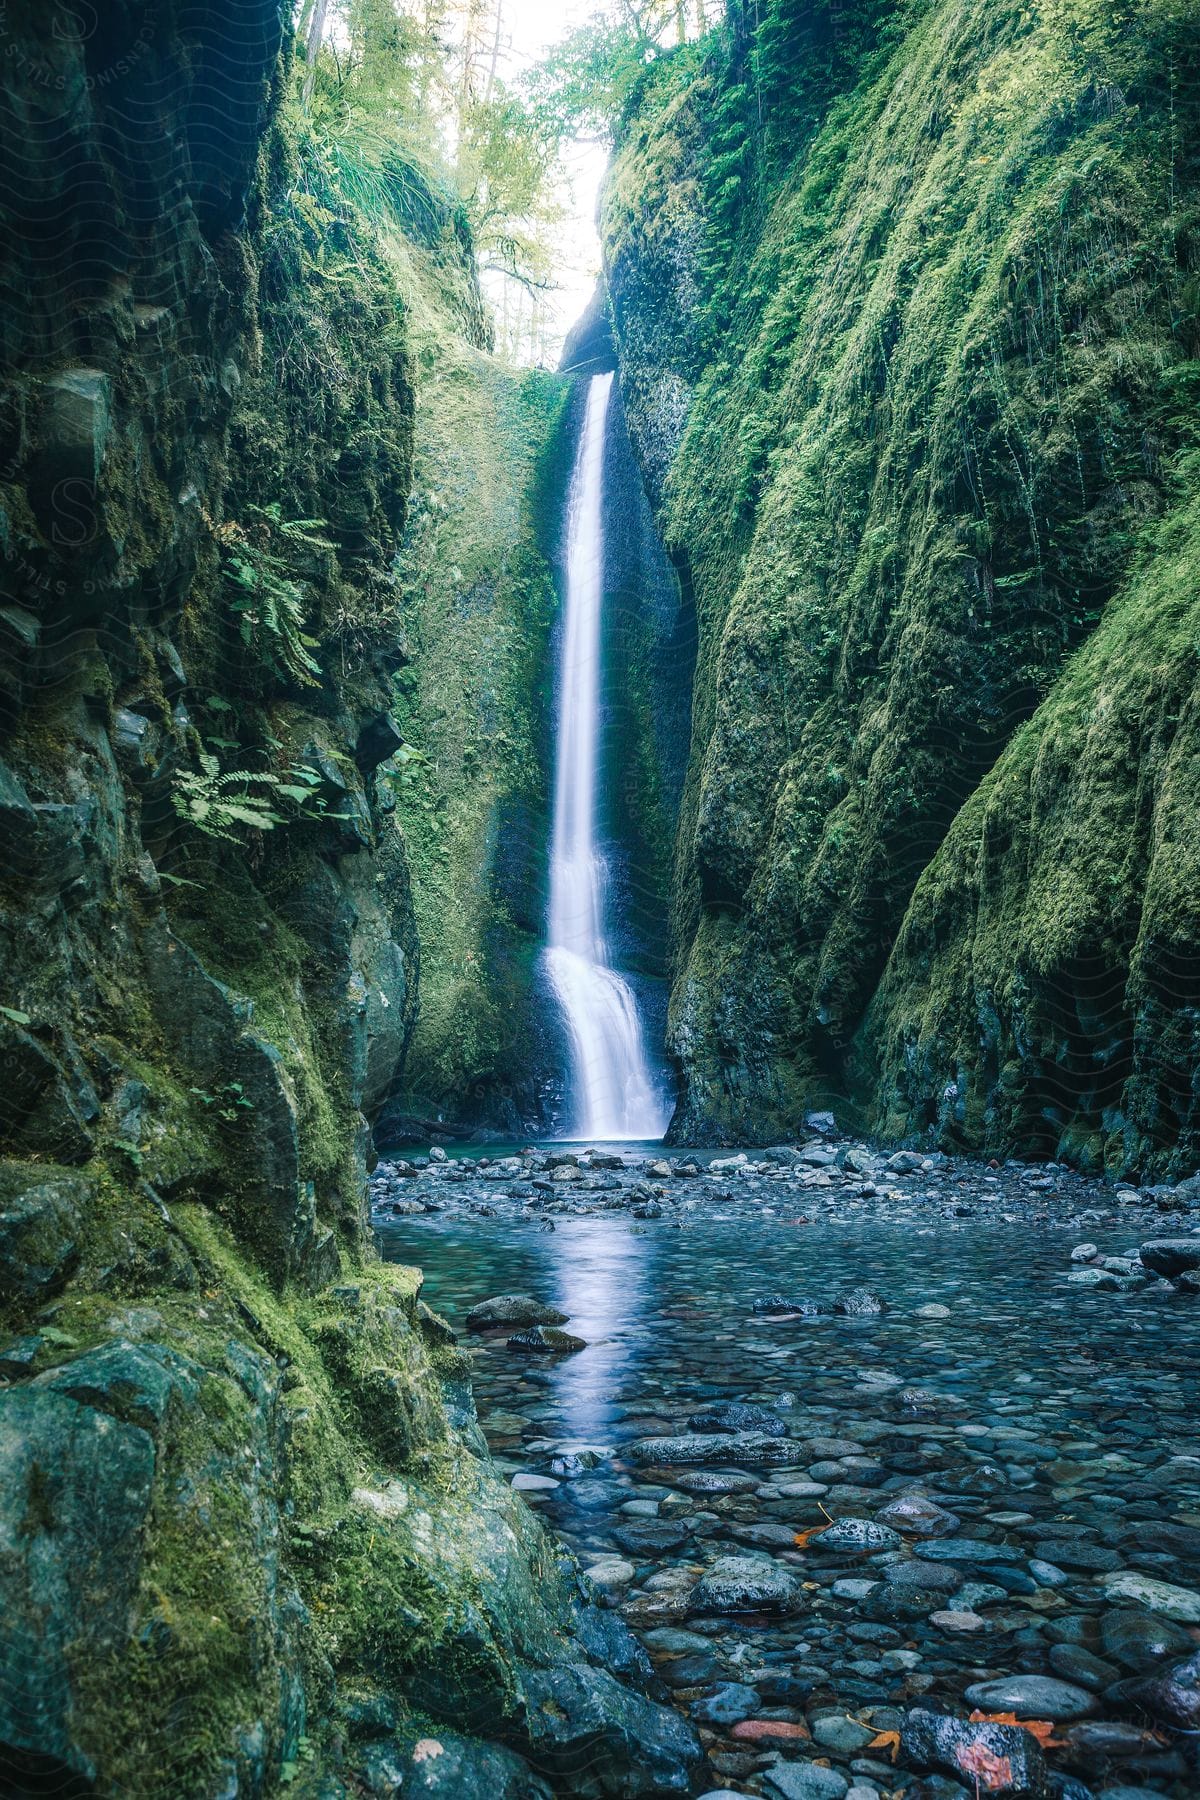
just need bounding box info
[377,1156,1200,1798]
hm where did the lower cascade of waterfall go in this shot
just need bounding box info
[543,372,671,1142]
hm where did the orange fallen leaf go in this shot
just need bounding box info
[868,1728,901,1762]
[955,1742,1013,1791]
[730,1719,811,1741]
[793,1524,830,1548]
[968,1710,1065,1749]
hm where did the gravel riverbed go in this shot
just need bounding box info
[372,1136,1200,1800]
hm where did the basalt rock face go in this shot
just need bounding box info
[0,7,696,1795]
[561,278,618,376]
[603,0,1200,1174]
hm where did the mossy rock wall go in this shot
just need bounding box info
[385,305,693,1142]
[859,486,1200,1177]
[378,300,572,1141]
[0,6,699,1794]
[603,0,1200,1173]
[592,365,697,1092]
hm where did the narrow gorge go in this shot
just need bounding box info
[0,3,1198,1800]
[545,369,670,1143]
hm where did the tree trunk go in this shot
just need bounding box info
[457,0,487,131]
[484,0,503,105]
[301,0,329,110]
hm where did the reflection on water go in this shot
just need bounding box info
[378,1203,1200,1800]
[376,1210,1200,1474]
[542,1218,657,1445]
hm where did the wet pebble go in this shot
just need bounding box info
[763,1763,849,1800]
[811,1713,877,1752]
[1100,1571,1200,1622]
[1047,1642,1119,1690]
[1110,1647,1200,1729]
[901,1709,1046,1797]
[691,1681,760,1726]
[963,1674,1097,1720]
[815,1518,901,1553]
[610,1519,692,1556]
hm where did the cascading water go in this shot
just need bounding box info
[544,372,670,1142]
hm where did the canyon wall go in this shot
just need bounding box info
[0,5,697,1793]
[604,0,1200,1177]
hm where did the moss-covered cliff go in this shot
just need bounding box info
[381,310,570,1142]
[0,5,698,1793]
[603,0,1200,1176]
[383,290,691,1143]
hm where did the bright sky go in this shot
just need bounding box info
[488,0,611,358]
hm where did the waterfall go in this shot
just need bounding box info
[544,372,670,1142]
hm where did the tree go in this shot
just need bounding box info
[522,0,717,145]
[291,0,566,324]
[458,86,565,287]
[301,0,330,107]
[523,16,653,143]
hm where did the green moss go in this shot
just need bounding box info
[605,0,1200,1157]
[164,857,346,1189]
[861,483,1200,1176]
[46,1188,489,1793]
[0,17,615,1796]
[384,290,572,1123]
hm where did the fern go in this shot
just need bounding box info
[172,755,286,842]
[217,506,330,688]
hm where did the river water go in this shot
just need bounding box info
[377,1156,1200,1797]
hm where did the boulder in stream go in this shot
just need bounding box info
[687,1400,789,1436]
[626,1431,800,1467]
[1139,1237,1200,1276]
[688,1555,805,1615]
[466,1294,569,1331]
[507,1325,587,1354]
[510,1662,702,1796]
